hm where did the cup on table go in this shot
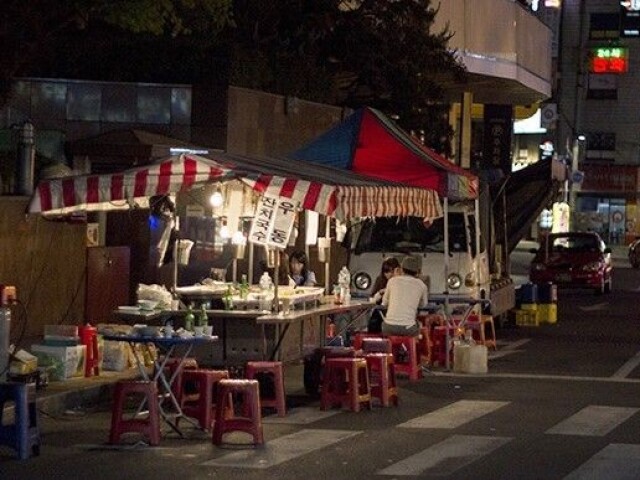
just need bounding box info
[164,325,174,338]
[194,326,204,337]
[203,325,213,337]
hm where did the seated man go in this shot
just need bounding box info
[381,256,428,336]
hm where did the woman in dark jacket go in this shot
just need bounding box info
[368,257,400,332]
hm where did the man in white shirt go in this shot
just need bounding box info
[381,256,428,336]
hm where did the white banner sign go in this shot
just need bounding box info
[248,195,298,249]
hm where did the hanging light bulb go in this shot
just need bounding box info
[231,231,246,245]
[209,187,224,208]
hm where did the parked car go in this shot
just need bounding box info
[629,238,640,268]
[529,232,612,295]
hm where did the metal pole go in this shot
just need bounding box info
[325,216,331,293]
[273,251,280,313]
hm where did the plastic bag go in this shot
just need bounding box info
[137,283,173,310]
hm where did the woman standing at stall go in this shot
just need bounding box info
[289,250,317,286]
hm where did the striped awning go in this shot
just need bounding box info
[29,153,443,221]
[29,154,235,215]
[335,186,443,221]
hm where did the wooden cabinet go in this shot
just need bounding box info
[85,246,130,324]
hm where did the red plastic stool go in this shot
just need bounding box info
[212,379,263,446]
[0,382,41,460]
[364,353,398,407]
[79,324,100,377]
[179,369,232,431]
[109,380,160,446]
[156,357,198,404]
[430,326,457,367]
[387,335,422,381]
[351,332,383,351]
[245,361,286,417]
[321,357,371,412]
[361,337,392,354]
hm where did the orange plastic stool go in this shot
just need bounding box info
[387,335,422,381]
[179,369,231,431]
[321,357,371,412]
[212,379,263,446]
[79,324,100,377]
[245,361,286,417]
[364,353,398,407]
[109,380,160,446]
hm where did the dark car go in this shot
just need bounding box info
[529,232,612,294]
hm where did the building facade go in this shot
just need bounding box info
[558,0,640,244]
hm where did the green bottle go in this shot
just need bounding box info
[197,305,208,327]
[240,274,249,300]
[184,305,195,331]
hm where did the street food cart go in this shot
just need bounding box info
[28,151,443,368]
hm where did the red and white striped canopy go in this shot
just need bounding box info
[29,153,443,221]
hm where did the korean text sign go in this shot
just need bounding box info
[248,194,298,249]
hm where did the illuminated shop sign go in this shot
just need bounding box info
[589,47,629,73]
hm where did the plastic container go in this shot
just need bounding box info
[537,282,557,303]
[520,283,538,304]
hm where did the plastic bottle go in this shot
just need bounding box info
[223,285,234,311]
[240,274,249,300]
[197,304,208,327]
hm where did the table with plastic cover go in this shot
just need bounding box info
[101,333,218,436]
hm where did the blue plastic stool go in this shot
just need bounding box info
[0,382,41,460]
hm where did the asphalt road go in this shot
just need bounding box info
[3,246,640,479]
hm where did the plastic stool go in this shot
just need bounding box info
[109,380,160,446]
[362,337,392,354]
[364,353,398,407]
[466,315,497,350]
[245,361,286,417]
[387,336,422,381]
[351,332,383,351]
[321,357,371,412]
[156,357,198,404]
[79,324,100,377]
[179,369,231,431]
[0,382,40,460]
[212,379,263,446]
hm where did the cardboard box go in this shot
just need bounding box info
[30,344,86,380]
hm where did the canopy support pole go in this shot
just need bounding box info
[273,251,280,313]
[248,242,254,284]
[443,199,451,371]
[325,216,331,294]
[172,216,180,291]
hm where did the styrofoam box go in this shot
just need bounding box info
[31,344,86,380]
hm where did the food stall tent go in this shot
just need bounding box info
[27,150,445,366]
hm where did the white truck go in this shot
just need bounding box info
[345,199,516,325]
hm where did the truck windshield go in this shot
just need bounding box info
[350,215,472,254]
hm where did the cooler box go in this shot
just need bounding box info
[30,344,86,380]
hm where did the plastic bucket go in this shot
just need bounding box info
[537,282,557,303]
[520,283,538,304]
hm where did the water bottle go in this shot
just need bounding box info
[184,305,195,331]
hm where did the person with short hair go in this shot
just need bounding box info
[381,256,428,336]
